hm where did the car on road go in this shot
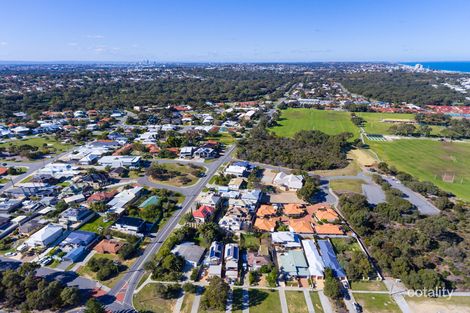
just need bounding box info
[4,252,17,257]
[39,257,53,266]
[353,302,363,313]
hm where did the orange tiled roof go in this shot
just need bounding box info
[288,219,314,233]
[315,209,339,221]
[314,224,344,235]
[283,203,304,216]
[254,218,277,232]
[256,204,276,218]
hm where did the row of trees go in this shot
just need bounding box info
[0,263,81,311]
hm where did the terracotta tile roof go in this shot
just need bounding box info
[288,219,314,233]
[256,204,276,218]
[315,209,339,222]
[254,218,277,232]
[94,239,124,254]
[0,167,8,176]
[87,190,118,203]
[314,224,344,235]
[113,144,133,156]
[146,144,160,154]
[193,205,215,219]
[283,203,304,216]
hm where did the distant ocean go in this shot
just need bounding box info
[400,61,470,73]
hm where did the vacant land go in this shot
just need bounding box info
[248,289,282,313]
[0,136,72,154]
[330,179,365,194]
[180,293,196,313]
[368,139,470,200]
[133,283,179,313]
[350,280,387,291]
[405,296,470,313]
[78,216,113,233]
[148,162,205,187]
[77,253,135,289]
[310,292,324,313]
[356,112,444,135]
[353,293,400,313]
[271,108,359,138]
[285,291,308,313]
[206,132,236,145]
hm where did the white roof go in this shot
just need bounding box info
[271,232,301,248]
[273,172,303,189]
[302,239,325,277]
[26,224,63,245]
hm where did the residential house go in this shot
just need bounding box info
[193,147,216,159]
[302,240,325,280]
[196,192,222,208]
[271,232,302,250]
[318,240,347,280]
[288,219,314,234]
[94,239,124,254]
[18,219,44,235]
[98,155,141,168]
[107,186,143,215]
[224,243,239,281]
[172,242,205,268]
[254,218,277,232]
[179,146,195,158]
[273,172,304,191]
[59,207,95,227]
[279,250,310,279]
[228,177,245,191]
[0,199,22,213]
[24,224,64,248]
[256,204,276,218]
[314,224,344,236]
[111,216,145,235]
[87,190,118,204]
[225,161,251,177]
[192,205,215,223]
[283,204,305,218]
[207,241,223,278]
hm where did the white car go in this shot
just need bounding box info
[4,252,17,257]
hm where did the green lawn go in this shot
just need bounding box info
[133,283,179,313]
[356,112,444,135]
[0,136,72,153]
[270,109,359,138]
[206,132,236,145]
[368,139,470,201]
[78,216,113,233]
[248,289,282,313]
[353,293,400,313]
[285,291,308,313]
[330,179,365,194]
[350,280,387,291]
[330,237,361,254]
[310,292,325,313]
[240,233,260,251]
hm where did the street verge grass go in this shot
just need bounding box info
[285,290,308,313]
[353,293,400,313]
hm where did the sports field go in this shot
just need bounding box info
[356,112,444,135]
[368,139,470,201]
[270,109,359,138]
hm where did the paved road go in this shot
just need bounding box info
[106,145,235,311]
[0,148,74,193]
[382,176,440,215]
[303,289,315,313]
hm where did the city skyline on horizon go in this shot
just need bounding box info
[1,0,470,62]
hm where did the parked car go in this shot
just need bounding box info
[5,252,17,257]
[353,302,363,313]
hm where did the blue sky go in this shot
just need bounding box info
[0,0,469,62]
